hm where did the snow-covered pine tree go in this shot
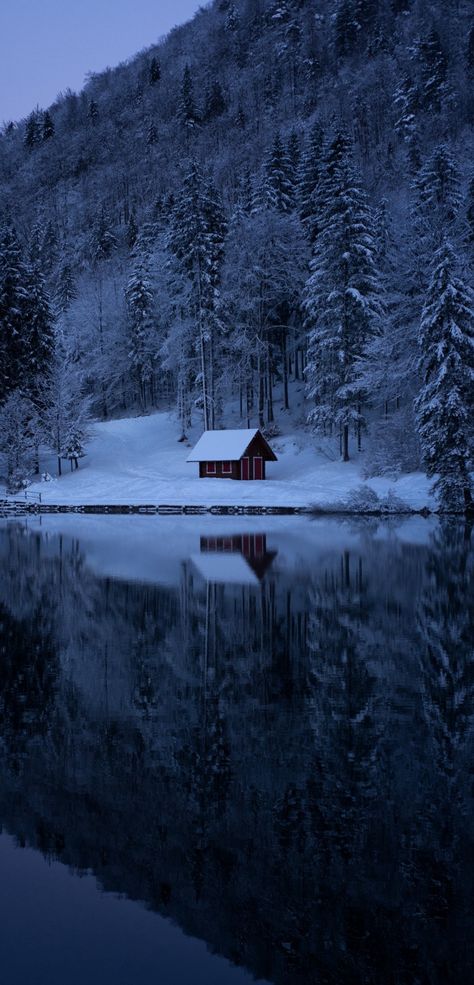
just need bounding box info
[416,28,449,113]
[0,224,31,403]
[304,132,383,460]
[358,200,421,476]
[0,390,38,491]
[125,240,156,410]
[91,207,117,264]
[287,129,301,183]
[146,121,158,146]
[222,201,307,425]
[24,259,55,400]
[149,56,161,86]
[264,132,294,213]
[298,121,324,242]
[55,259,78,315]
[39,331,91,477]
[178,65,200,131]
[88,98,99,123]
[204,80,226,121]
[414,145,462,242]
[466,175,474,254]
[393,75,419,144]
[127,210,139,251]
[415,241,474,511]
[168,163,226,429]
[23,111,41,150]
[42,111,55,142]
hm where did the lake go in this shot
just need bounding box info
[0,516,473,985]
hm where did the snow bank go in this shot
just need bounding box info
[4,412,435,510]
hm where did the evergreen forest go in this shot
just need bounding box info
[0,0,473,506]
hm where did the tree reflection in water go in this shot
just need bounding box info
[0,519,472,985]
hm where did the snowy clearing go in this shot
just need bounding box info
[2,412,435,510]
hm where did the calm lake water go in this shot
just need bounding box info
[0,516,473,985]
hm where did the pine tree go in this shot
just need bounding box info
[0,225,31,403]
[24,260,55,398]
[91,208,117,263]
[225,1,239,31]
[334,0,361,58]
[264,132,294,212]
[24,111,41,150]
[178,65,200,131]
[467,26,474,80]
[415,29,449,112]
[39,332,91,477]
[415,145,461,234]
[304,133,383,460]
[169,163,226,429]
[415,241,474,510]
[359,201,422,476]
[287,129,300,177]
[55,260,77,315]
[204,80,226,121]
[146,121,158,146]
[125,244,156,410]
[149,56,161,86]
[42,111,55,141]
[298,121,324,241]
[88,98,99,123]
[127,210,138,251]
[393,75,419,143]
[0,391,38,491]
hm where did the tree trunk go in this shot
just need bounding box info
[246,383,252,429]
[258,356,265,429]
[57,456,62,477]
[197,262,210,431]
[342,424,349,462]
[282,333,289,410]
[295,346,300,380]
[266,339,274,423]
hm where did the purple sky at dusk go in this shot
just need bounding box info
[0,0,203,123]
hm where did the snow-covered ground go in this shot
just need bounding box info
[2,412,435,510]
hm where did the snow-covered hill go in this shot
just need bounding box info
[11,412,433,510]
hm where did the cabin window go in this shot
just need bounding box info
[222,460,232,473]
[207,461,216,474]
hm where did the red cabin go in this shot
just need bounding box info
[187,428,277,480]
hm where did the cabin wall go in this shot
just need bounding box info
[199,461,240,479]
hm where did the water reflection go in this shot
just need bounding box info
[0,518,473,985]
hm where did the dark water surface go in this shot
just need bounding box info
[0,516,473,985]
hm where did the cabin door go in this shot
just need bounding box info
[253,457,263,480]
[241,457,249,480]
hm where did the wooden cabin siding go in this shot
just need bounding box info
[199,460,241,479]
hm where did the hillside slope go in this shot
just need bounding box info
[0,0,473,508]
[11,412,433,508]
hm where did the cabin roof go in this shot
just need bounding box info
[186,428,277,462]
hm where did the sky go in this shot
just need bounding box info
[0,0,202,123]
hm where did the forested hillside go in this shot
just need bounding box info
[0,0,473,505]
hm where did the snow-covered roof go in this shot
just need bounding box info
[190,553,260,586]
[187,429,260,462]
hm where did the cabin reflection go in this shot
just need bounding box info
[191,534,277,585]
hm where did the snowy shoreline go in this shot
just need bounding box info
[0,501,437,517]
[1,413,439,514]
